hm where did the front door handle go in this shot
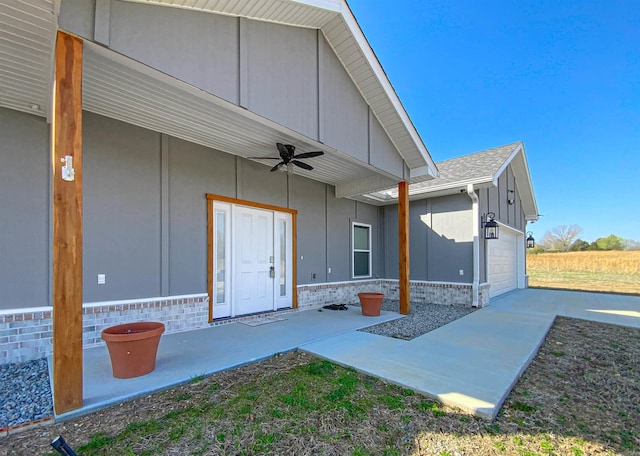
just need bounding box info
[269,266,275,278]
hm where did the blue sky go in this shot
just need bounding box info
[348,0,640,243]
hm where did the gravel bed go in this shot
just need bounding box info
[0,358,53,429]
[357,300,476,339]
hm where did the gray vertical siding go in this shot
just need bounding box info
[0,108,50,310]
[487,165,523,232]
[58,0,95,40]
[167,137,237,296]
[290,176,327,284]
[369,112,404,176]
[319,36,369,160]
[326,189,357,282]
[427,195,473,282]
[383,194,473,283]
[409,200,429,279]
[0,108,384,310]
[383,205,399,279]
[243,19,319,139]
[239,160,288,209]
[109,1,240,104]
[83,113,162,302]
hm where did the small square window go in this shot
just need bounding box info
[352,223,371,278]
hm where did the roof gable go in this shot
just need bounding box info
[117,0,437,177]
[359,142,538,221]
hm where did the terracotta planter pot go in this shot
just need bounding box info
[358,292,384,316]
[101,322,165,379]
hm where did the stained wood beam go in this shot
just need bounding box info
[398,181,410,314]
[52,31,83,415]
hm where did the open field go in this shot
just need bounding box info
[527,250,640,294]
[3,318,639,456]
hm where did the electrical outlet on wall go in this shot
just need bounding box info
[312,273,317,280]
[97,274,106,285]
[459,269,464,276]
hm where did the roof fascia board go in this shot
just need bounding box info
[512,149,539,221]
[410,164,439,180]
[335,174,400,199]
[291,0,341,12]
[122,0,340,28]
[497,143,539,220]
[493,142,523,183]
[414,176,495,195]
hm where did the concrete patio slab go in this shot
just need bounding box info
[54,306,402,422]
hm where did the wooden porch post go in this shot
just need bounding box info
[52,31,83,415]
[398,181,410,314]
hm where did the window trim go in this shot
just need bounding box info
[352,222,372,279]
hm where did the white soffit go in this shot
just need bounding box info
[0,0,57,118]
[122,0,438,177]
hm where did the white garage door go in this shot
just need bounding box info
[487,229,518,297]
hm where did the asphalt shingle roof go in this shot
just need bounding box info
[411,141,522,191]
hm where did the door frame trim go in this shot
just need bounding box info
[206,194,298,322]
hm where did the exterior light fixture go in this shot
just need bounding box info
[482,212,499,240]
[526,231,535,249]
[277,163,294,174]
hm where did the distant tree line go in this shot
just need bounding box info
[532,224,640,252]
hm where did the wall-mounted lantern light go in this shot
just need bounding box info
[482,212,499,240]
[526,231,535,249]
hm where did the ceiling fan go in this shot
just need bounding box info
[248,143,324,173]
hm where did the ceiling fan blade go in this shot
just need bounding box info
[276,143,295,159]
[292,160,313,170]
[270,162,284,172]
[293,151,324,159]
[247,156,281,160]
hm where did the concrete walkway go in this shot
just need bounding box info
[56,288,640,423]
[55,306,402,421]
[302,288,640,419]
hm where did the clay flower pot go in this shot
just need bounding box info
[358,292,384,316]
[101,322,165,379]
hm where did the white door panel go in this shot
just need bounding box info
[234,206,274,315]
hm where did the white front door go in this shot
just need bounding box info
[234,206,275,315]
[212,202,293,319]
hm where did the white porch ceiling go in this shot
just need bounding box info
[0,0,57,118]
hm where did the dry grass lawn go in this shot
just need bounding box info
[3,318,639,456]
[527,251,640,294]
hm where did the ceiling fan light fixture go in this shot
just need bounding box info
[249,143,324,173]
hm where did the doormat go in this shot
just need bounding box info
[239,316,287,327]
